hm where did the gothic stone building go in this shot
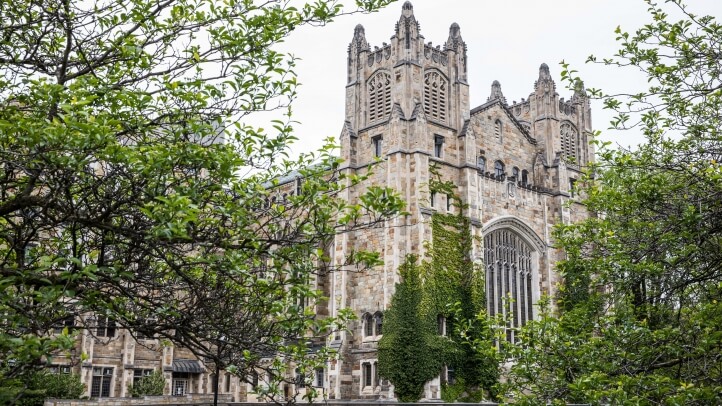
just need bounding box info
[322,1,593,400]
[45,1,592,401]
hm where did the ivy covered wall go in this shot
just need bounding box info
[378,174,499,402]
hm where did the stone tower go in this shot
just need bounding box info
[327,1,593,400]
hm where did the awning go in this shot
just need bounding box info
[172,360,204,374]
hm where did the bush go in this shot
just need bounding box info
[129,371,166,397]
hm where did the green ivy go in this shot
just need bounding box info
[378,168,499,402]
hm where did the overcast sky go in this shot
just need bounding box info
[267,0,722,156]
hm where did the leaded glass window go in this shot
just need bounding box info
[484,229,534,343]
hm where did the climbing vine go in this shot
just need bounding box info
[379,166,499,402]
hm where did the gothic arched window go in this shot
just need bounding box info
[494,160,505,178]
[363,313,374,337]
[368,71,391,122]
[484,229,534,343]
[477,156,486,172]
[560,122,580,163]
[424,71,447,122]
[373,312,383,336]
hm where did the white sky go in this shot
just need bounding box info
[269,0,722,155]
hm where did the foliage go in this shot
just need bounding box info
[379,172,499,402]
[378,255,442,402]
[504,0,722,404]
[129,371,165,397]
[0,0,401,403]
[4,371,85,406]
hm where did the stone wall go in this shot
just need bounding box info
[45,394,232,406]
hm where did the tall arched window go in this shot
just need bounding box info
[363,313,374,337]
[424,71,447,122]
[494,160,505,177]
[560,122,580,163]
[368,72,391,122]
[512,167,519,180]
[484,228,534,343]
[374,312,383,336]
[521,170,529,186]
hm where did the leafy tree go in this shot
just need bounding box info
[0,0,401,403]
[129,371,166,397]
[7,371,85,406]
[503,0,722,403]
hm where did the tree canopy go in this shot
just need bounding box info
[502,0,722,404]
[0,0,401,403]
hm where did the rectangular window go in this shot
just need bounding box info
[133,369,153,385]
[53,315,75,334]
[91,367,113,398]
[362,363,372,387]
[569,178,577,197]
[225,373,231,393]
[372,135,383,158]
[172,372,190,396]
[446,194,452,211]
[249,371,259,389]
[315,368,324,388]
[49,365,72,374]
[96,316,116,338]
[446,366,456,385]
[173,379,188,396]
[433,135,444,158]
[430,192,436,208]
[295,368,305,388]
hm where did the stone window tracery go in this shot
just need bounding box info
[560,122,580,163]
[368,72,391,122]
[362,311,383,338]
[424,71,447,122]
[484,229,534,343]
